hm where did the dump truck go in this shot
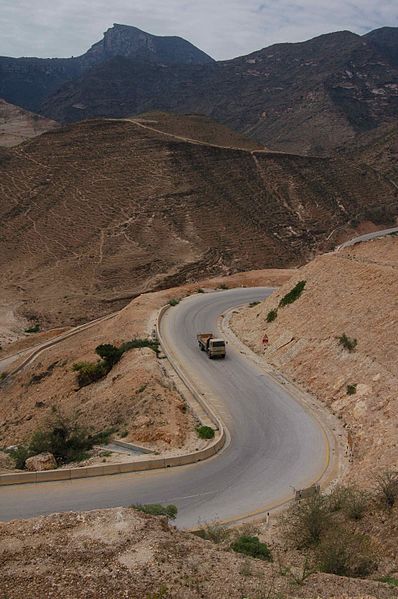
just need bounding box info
[197,333,226,359]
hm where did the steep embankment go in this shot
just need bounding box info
[232,237,398,484]
[0,117,396,332]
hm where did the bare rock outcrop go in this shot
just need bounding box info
[25,452,57,472]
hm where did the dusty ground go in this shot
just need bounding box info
[0,98,58,147]
[1,117,396,333]
[0,269,293,461]
[231,237,398,486]
[1,507,397,599]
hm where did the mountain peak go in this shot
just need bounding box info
[82,23,214,66]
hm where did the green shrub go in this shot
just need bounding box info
[9,445,30,469]
[72,338,159,387]
[249,301,260,308]
[218,283,229,290]
[0,372,7,382]
[132,503,177,520]
[347,384,357,395]
[73,361,108,387]
[196,425,215,439]
[197,288,205,293]
[338,333,357,352]
[279,281,306,307]
[26,416,113,466]
[231,535,272,561]
[168,298,180,306]
[266,309,278,322]
[316,528,377,577]
[95,343,122,366]
[25,323,40,334]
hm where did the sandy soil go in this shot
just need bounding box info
[231,237,398,485]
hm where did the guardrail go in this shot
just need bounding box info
[0,303,226,486]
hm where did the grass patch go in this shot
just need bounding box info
[338,333,357,352]
[0,372,7,382]
[347,384,357,395]
[279,281,306,307]
[231,535,273,561]
[266,309,278,322]
[218,283,229,290]
[132,503,177,520]
[196,425,215,440]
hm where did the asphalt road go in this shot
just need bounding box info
[337,226,398,249]
[0,288,327,528]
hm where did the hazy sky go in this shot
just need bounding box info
[1,0,397,60]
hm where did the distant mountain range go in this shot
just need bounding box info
[1,24,398,154]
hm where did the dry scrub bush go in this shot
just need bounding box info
[316,528,377,577]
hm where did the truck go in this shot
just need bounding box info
[197,333,226,359]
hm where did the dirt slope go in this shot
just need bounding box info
[1,507,396,599]
[1,117,396,331]
[232,237,398,485]
[0,99,58,147]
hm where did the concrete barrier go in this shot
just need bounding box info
[0,302,226,486]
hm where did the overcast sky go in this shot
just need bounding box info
[1,0,397,60]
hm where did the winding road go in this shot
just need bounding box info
[0,288,330,528]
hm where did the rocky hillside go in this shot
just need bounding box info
[40,28,398,154]
[81,23,214,67]
[1,507,397,599]
[2,26,398,153]
[0,24,213,112]
[339,120,398,183]
[232,236,398,485]
[0,117,396,328]
[0,98,58,147]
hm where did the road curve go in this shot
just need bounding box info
[337,226,398,250]
[0,288,328,528]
